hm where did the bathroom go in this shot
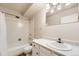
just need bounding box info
[0,3,79,56]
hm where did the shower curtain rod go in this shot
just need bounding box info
[0,7,22,17]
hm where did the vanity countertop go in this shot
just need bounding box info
[33,38,79,56]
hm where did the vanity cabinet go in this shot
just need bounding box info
[39,46,52,56]
[32,42,58,56]
[32,47,39,56]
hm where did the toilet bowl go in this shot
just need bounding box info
[23,45,32,55]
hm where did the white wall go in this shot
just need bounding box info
[6,14,29,48]
[30,4,79,41]
[42,22,79,41]
[29,18,34,39]
[30,8,46,39]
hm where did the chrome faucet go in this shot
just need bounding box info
[57,38,63,43]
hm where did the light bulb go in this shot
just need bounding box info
[46,4,50,12]
[50,9,54,13]
[65,3,71,6]
[46,4,50,10]
[57,5,61,10]
[53,3,58,5]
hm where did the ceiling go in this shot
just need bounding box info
[24,3,46,17]
[0,3,32,15]
[0,3,45,17]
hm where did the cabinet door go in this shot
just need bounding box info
[32,47,39,56]
[39,46,52,56]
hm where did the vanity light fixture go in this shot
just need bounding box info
[46,3,71,14]
[57,5,62,10]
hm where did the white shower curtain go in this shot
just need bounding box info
[0,12,8,56]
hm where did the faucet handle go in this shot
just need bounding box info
[58,38,61,41]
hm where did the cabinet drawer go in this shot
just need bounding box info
[39,46,52,56]
[32,43,39,49]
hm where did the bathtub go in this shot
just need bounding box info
[8,44,30,56]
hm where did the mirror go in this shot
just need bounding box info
[46,3,79,26]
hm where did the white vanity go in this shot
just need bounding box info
[32,42,58,56]
[32,38,79,56]
[32,39,64,56]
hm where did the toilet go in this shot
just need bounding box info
[23,44,32,56]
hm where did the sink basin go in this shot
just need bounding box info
[48,41,72,51]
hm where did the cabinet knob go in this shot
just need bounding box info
[34,45,35,47]
[36,52,38,55]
